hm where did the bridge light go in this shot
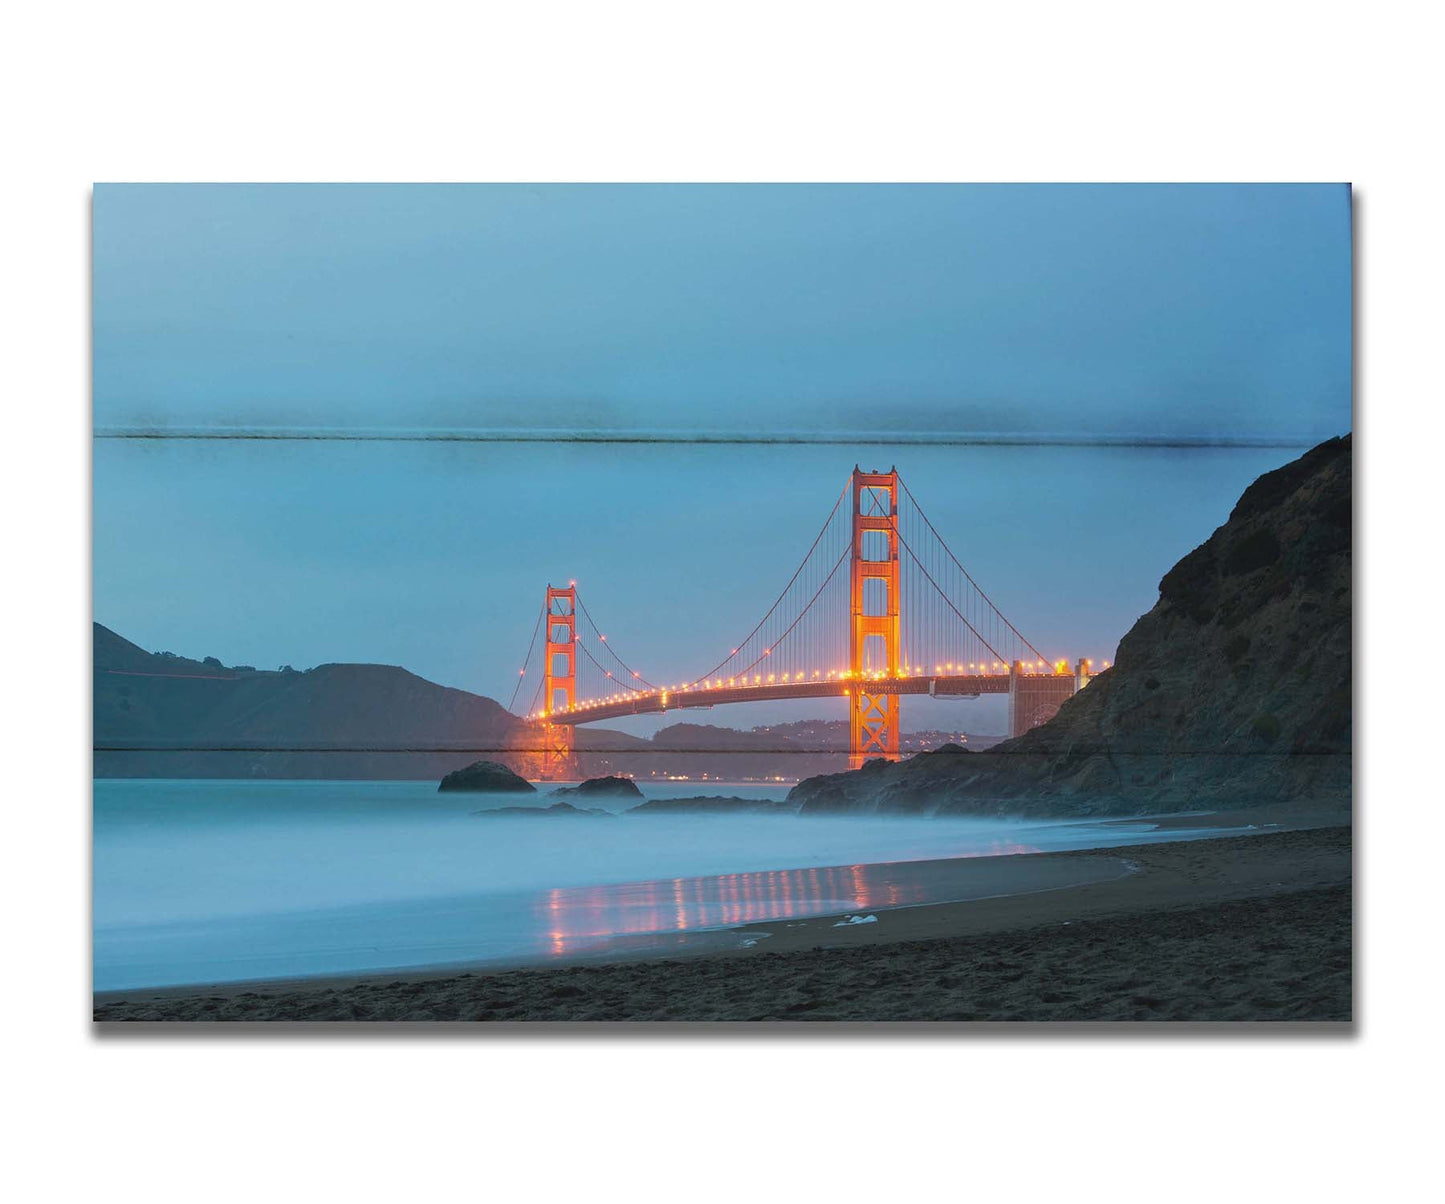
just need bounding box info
[763,648,771,656]
[599,635,606,642]
[767,674,775,683]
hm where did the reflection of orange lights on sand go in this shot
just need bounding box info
[546,889,566,955]
[535,853,1057,959]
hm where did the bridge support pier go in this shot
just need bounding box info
[540,584,577,781]
[849,467,901,769]
[1006,659,1090,739]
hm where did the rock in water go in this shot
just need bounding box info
[549,775,645,800]
[627,796,798,815]
[438,760,536,794]
[473,801,612,818]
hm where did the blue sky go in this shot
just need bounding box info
[92,184,1351,732]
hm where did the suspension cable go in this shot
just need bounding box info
[898,475,1046,662]
[575,636,652,696]
[724,542,851,682]
[574,590,660,690]
[893,523,1008,665]
[507,602,545,712]
[691,477,850,685]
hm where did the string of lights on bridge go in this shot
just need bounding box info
[519,654,1112,720]
[507,468,1112,724]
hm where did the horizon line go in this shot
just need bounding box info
[92,425,1327,450]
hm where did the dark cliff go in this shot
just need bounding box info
[788,436,1353,817]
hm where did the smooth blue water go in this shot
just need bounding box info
[93,779,1223,991]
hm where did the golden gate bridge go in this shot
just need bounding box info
[507,468,1104,779]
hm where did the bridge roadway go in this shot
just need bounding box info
[545,671,1072,726]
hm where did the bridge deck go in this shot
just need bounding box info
[545,672,1073,726]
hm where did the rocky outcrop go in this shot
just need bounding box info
[472,801,612,818]
[788,436,1352,817]
[794,750,971,815]
[438,760,536,794]
[626,796,799,815]
[548,776,645,801]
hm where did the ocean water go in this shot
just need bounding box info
[93,779,1221,991]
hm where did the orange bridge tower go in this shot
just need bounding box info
[540,583,577,781]
[849,467,901,769]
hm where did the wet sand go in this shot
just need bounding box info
[94,815,1351,1022]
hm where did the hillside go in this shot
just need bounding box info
[788,435,1353,817]
[601,722,844,781]
[94,628,859,781]
[94,626,530,779]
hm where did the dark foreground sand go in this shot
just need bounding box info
[95,822,1351,1023]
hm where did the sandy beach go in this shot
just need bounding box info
[94,811,1351,1023]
